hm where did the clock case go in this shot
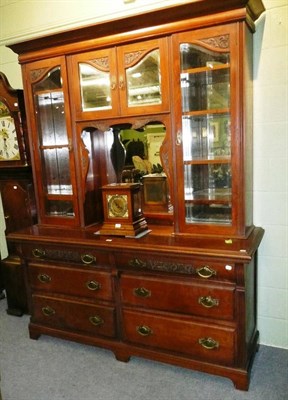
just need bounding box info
[100,183,148,237]
[0,72,30,167]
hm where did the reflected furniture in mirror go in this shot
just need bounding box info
[7,0,265,390]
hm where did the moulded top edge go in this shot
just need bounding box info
[7,0,265,56]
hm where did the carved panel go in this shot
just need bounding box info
[199,34,230,50]
[124,51,144,67]
[128,257,195,275]
[30,68,49,83]
[90,57,109,72]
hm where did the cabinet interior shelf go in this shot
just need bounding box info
[182,64,230,75]
[183,108,230,117]
[40,144,70,150]
[185,188,231,203]
[184,157,231,165]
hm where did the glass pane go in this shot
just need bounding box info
[35,92,67,146]
[42,148,72,195]
[45,200,74,217]
[79,63,111,111]
[182,114,231,160]
[184,163,231,224]
[180,42,231,225]
[33,67,62,91]
[126,49,161,106]
[180,44,229,69]
[181,68,230,112]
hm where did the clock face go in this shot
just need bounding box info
[107,194,128,218]
[0,116,20,161]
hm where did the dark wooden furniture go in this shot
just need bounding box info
[7,0,265,390]
[0,73,36,315]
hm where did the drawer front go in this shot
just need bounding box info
[22,244,110,267]
[120,274,235,320]
[117,252,235,282]
[32,294,116,338]
[29,263,113,301]
[122,309,235,365]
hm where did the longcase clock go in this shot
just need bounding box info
[0,72,35,315]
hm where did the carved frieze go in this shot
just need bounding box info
[199,35,230,50]
[90,57,109,71]
[128,257,195,275]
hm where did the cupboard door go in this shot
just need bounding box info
[69,48,119,120]
[117,38,170,116]
[23,57,79,226]
[172,24,243,237]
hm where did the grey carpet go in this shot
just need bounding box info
[0,297,287,400]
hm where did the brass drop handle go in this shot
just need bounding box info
[89,315,104,327]
[37,273,52,284]
[119,75,125,89]
[81,254,96,265]
[136,325,153,337]
[110,77,117,90]
[198,295,219,308]
[41,306,55,317]
[32,248,46,258]
[198,337,219,350]
[196,265,216,279]
[86,280,101,291]
[176,130,182,146]
[133,287,151,298]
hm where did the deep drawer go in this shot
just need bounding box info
[29,263,113,301]
[32,294,116,338]
[117,252,236,282]
[122,309,235,365]
[120,274,235,320]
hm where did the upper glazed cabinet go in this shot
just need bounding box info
[172,24,253,238]
[14,0,264,235]
[69,38,170,120]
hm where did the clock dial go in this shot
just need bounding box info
[0,116,20,161]
[108,194,128,218]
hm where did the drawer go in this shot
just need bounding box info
[117,252,236,282]
[120,274,235,320]
[122,309,235,365]
[32,294,116,338]
[29,263,113,301]
[22,244,110,267]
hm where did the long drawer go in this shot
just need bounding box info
[32,294,116,338]
[117,252,236,282]
[122,309,235,365]
[22,243,110,267]
[29,263,113,301]
[120,274,235,320]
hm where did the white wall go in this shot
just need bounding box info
[0,0,287,349]
[253,0,288,348]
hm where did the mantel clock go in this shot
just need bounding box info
[101,183,148,236]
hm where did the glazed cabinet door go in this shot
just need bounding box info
[22,57,79,227]
[68,38,170,120]
[172,24,245,237]
[69,48,119,120]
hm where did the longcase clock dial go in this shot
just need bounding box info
[0,115,20,161]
